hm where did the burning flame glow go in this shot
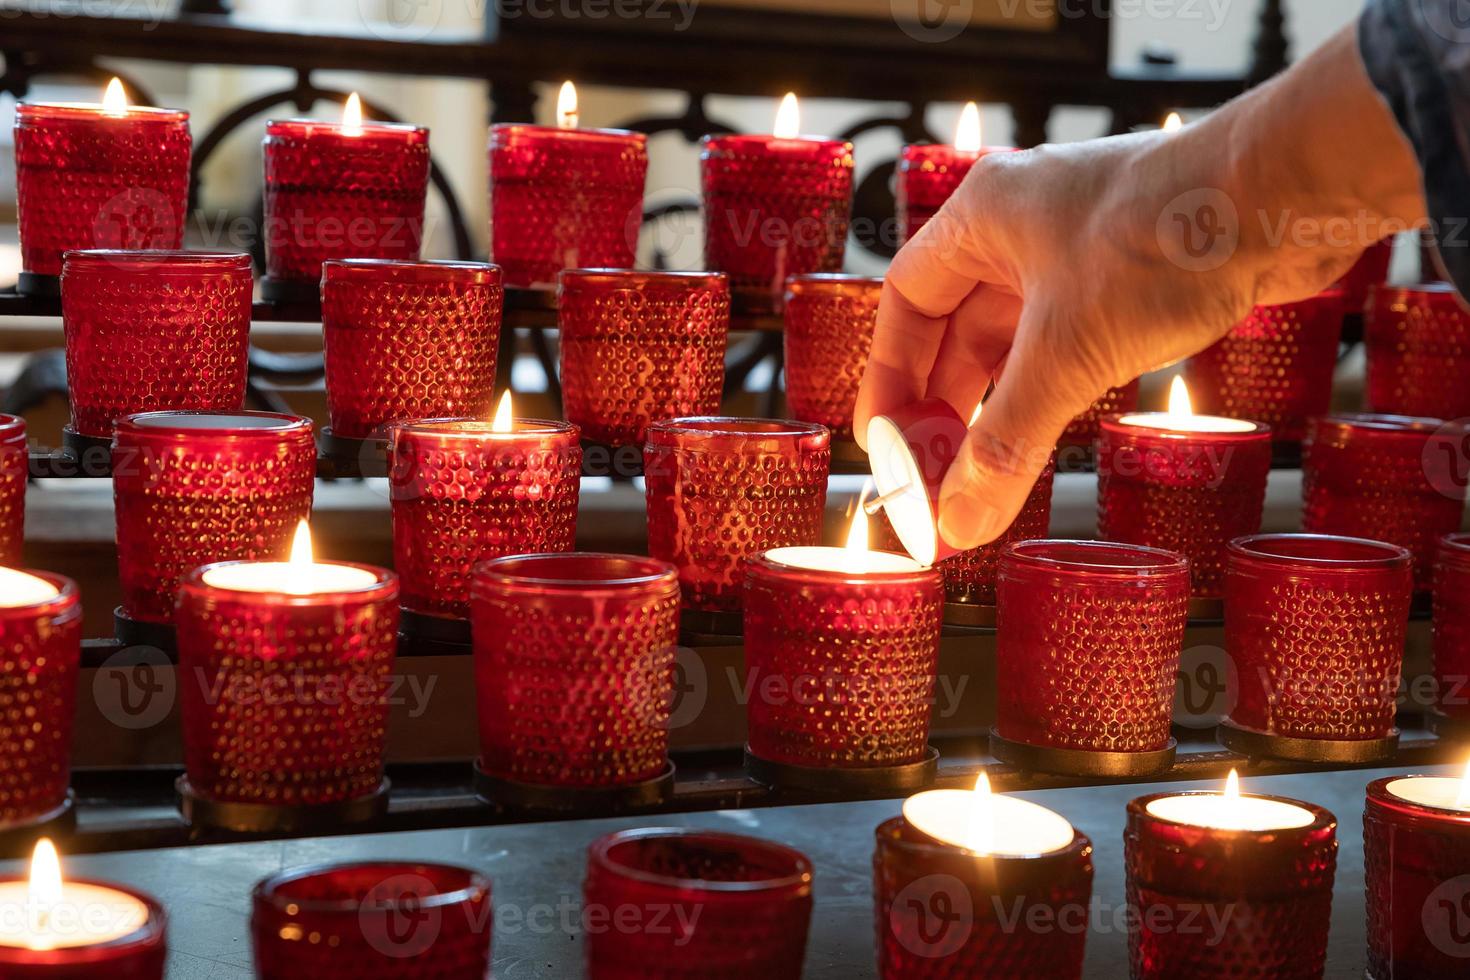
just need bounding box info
[1163,112,1183,133]
[774,92,800,139]
[341,93,364,137]
[845,481,873,554]
[102,78,127,117]
[955,101,982,153]
[1166,375,1194,418]
[284,520,316,595]
[966,772,995,855]
[27,838,62,948]
[1458,759,1470,809]
[557,81,578,130]
[968,398,985,427]
[492,391,515,433]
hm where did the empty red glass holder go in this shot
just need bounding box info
[0,415,26,566]
[1096,414,1272,602]
[61,250,253,441]
[0,876,166,979]
[1365,774,1470,979]
[471,553,679,808]
[558,269,730,446]
[1221,533,1413,761]
[701,134,854,298]
[993,540,1189,776]
[321,259,504,441]
[1366,283,1470,419]
[782,274,881,439]
[1184,292,1344,441]
[743,552,943,788]
[262,118,429,286]
[583,828,813,980]
[1302,413,1468,589]
[174,561,399,824]
[874,815,1094,979]
[1060,379,1140,447]
[644,418,831,615]
[389,418,581,621]
[488,124,648,288]
[1435,534,1470,729]
[895,144,1011,243]
[1336,237,1393,313]
[14,101,190,284]
[111,412,315,627]
[252,862,492,978]
[1125,791,1337,980]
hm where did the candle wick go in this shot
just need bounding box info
[862,483,912,515]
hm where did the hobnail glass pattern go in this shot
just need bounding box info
[1366,284,1470,420]
[782,274,880,438]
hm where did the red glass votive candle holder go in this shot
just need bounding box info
[782,273,881,439]
[993,540,1189,776]
[1126,788,1337,980]
[1096,412,1272,606]
[1435,534,1470,731]
[895,143,1011,243]
[1221,533,1413,762]
[0,870,167,979]
[1302,413,1468,590]
[584,828,813,979]
[488,124,648,288]
[252,862,492,978]
[1060,379,1140,447]
[1184,292,1344,442]
[0,416,27,567]
[1365,773,1470,979]
[1336,237,1394,313]
[701,133,854,299]
[471,553,680,810]
[644,418,831,620]
[321,259,504,442]
[558,269,730,446]
[262,118,430,290]
[1366,283,1470,419]
[61,250,253,443]
[389,417,581,625]
[743,548,943,792]
[111,412,315,630]
[14,98,190,289]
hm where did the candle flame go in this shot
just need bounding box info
[1458,759,1470,809]
[1224,768,1241,800]
[1166,375,1194,418]
[845,482,872,554]
[955,101,982,153]
[342,93,364,137]
[968,399,984,427]
[285,519,315,595]
[557,81,578,130]
[1163,111,1183,133]
[966,772,995,855]
[102,77,127,117]
[27,838,63,948]
[492,390,515,433]
[774,92,800,139]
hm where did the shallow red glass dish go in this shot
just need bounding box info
[1434,534,1470,727]
[251,862,492,978]
[1060,379,1140,447]
[583,828,813,980]
[0,415,27,566]
[61,250,253,439]
[1302,413,1467,589]
[701,134,854,298]
[1125,791,1337,980]
[782,274,881,439]
[14,101,190,281]
[471,553,679,789]
[263,118,429,285]
[488,124,648,288]
[0,875,167,979]
[1366,283,1470,420]
[644,417,831,613]
[558,269,729,446]
[895,143,1011,243]
[321,259,503,440]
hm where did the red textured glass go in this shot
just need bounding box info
[472,553,679,786]
[1184,292,1344,441]
[584,828,813,980]
[61,250,252,438]
[644,418,831,612]
[558,269,730,446]
[263,118,429,284]
[782,274,880,438]
[322,259,504,440]
[0,416,26,566]
[1302,414,1468,589]
[701,134,854,296]
[111,412,316,625]
[995,541,1189,753]
[14,101,190,278]
[488,124,648,288]
[1125,791,1337,980]
[1335,237,1393,313]
[874,816,1093,979]
[0,572,79,825]
[895,144,1011,243]
[1096,415,1272,598]
[252,862,492,978]
[1060,379,1140,446]
[175,561,398,806]
[1366,283,1470,419]
[389,419,581,619]
[1436,535,1470,724]
[1225,533,1413,742]
[1365,775,1470,979]
[0,877,166,980]
[743,552,943,768]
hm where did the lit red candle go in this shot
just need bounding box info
[13,78,190,294]
[895,102,1011,243]
[0,416,27,567]
[781,273,880,440]
[1365,282,1470,420]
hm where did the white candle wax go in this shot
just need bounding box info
[764,546,923,576]
[0,879,148,949]
[864,414,938,567]
[1116,412,1259,435]
[0,569,61,608]
[1386,776,1470,811]
[201,562,379,595]
[1146,793,1316,832]
[903,788,1074,858]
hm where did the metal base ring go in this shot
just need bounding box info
[989,729,1177,778]
[400,608,470,647]
[1186,596,1225,622]
[0,792,76,855]
[744,745,940,794]
[113,607,177,652]
[16,272,60,297]
[472,759,674,813]
[1217,719,1400,764]
[177,777,391,834]
[679,608,742,638]
[259,276,319,305]
[943,602,996,628]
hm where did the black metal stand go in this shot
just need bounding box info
[989,729,1178,778]
[744,745,939,794]
[317,427,389,477]
[0,793,77,855]
[1186,596,1225,622]
[680,608,742,638]
[400,608,471,647]
[259,276,318,305]
[114,607,177,652]
[472,759,675,813]
[177,777,391,834]
[1217,719,1400,764]
[943,602,996,629]
[62,426,113,463]
[15,272,60,298]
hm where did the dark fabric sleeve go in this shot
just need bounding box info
[1360,0,1470,296]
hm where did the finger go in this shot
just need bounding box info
[924,284,1022,420]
